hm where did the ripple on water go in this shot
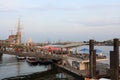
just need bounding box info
[0,54,49,80]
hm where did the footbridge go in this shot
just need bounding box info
[0,42,87,59]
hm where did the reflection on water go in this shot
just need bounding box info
[17,62,21,76]
[0,55,2,64]
[0,54,79,80]
[0,54,48,80]
[56,73,67,79]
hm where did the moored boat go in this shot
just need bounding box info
[26,56,38,65]
[16,55,26,60]
[39,58,53,65]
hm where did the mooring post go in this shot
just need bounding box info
[113,38,119,80]
[110,38,119,80]
[89,39,96,78]
[93,50,96,77]
[110,51,115,80]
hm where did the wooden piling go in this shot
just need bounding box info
[89,40,96,78]
[110,51,115,80]
[113,38,119,80]
[110,38,119,80]
[93,50,96,77]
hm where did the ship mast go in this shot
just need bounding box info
[16,17,21,45]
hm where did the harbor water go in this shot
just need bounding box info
[0,54,80,80]
[0,46,120,79]
[72,45,120,64]
[0,54,49,80]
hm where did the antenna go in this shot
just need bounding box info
[18,17,21,33]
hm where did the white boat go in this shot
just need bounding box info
[16,55,26,60]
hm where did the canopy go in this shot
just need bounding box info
[80,48,102,54]
[94,49,102,53]
[42,45,61,51]
[80,48,89,53]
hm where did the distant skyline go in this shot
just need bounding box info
[0,0,120,42]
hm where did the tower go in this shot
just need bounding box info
[16,17,21,45]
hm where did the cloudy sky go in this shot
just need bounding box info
[0,0,120,42]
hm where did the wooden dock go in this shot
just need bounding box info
[52,62,110,79]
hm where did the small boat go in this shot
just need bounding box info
[26,56,38,65]
[39,58,53,65]
[16,55,26,60]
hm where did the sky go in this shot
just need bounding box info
[0,0,120,43]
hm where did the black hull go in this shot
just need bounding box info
[39,60,53,65]
[27,61,38,66]
[26,57,39,66]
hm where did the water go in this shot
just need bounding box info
[72,45,120,64]
[0,46,119,80]
[0,54,80,80]
[0,54,48,80]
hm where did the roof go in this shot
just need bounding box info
[59,42,86,48]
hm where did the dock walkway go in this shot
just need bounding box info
[54,62,110,79]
